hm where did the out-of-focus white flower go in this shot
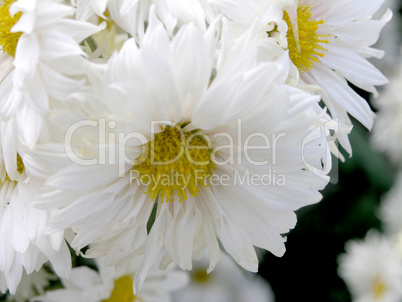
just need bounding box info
[372,63,402,165]
[379,171,402,254]
[82,0,215,60]
[338,231,402,302]
[31,7,331,293]
[33,257,188,302]
[5,268,55,302]
[101,0,217,46]
[380,172,402,236]
[173,253,274,302]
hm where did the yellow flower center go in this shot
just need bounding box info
[373,276,387,300]
[192,269,210,283]
[102,275,140,302]
[98,10,113,31]
[283,4,329,73]
[0,0,22,57]
[132,124,215,203]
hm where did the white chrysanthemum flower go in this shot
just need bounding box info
[0,0,102,146]
[380,172,402,235]
[212,0,391,154]
[5,268,55,302]
[372,63,402,165]
[70,1,140,60]
[173,253,274,302]
[70,0,148,58]
[0,122,71,295]
[77,0,218,60]
[0,179,71,295]
[338,231,402,302]
[33,8,330,293]
[33,257,188,302]
[101,0,217,45]
[379,172,402,254]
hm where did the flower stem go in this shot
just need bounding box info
[85,36,98,52]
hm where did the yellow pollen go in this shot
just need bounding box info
[16,153,24,174]
[132,124,215,203]
[102,275,140,302]
[283,4,329,73]
[2,154,24,184]
[98,10,113,31]
[0,0,22,57]
[192,269,210,283]
[373,276,387,300]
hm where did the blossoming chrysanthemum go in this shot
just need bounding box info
[0,0,392,300]
[0,0,103,146]
[282,0,391,153]
[0,124,71,294]
[33,257,189,302]
[89,0,216,49]
[379,172,402,254]
[173,253,275,302]
[4,268,55,302]
[338,231,402,302]
[212,0,391,154]
[31,8,332,293]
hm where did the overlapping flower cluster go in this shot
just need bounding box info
[0,0,391,300]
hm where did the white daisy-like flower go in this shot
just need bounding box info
[380,172,402,236]
[0,179,72,295]
[212,0,391,154]
[69,0,149,57]
[372,63,402,165]
[33,8,330,293]
[0,121,71,294]
[77,0,217,59]
[70,0,144,59]
[0,0,103,146]
[101,0,216,45]
[379,172,402,254]
[33,257,189,302]
[173,253,274,302]
[5,268,55,302]
[338,231,402,302]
